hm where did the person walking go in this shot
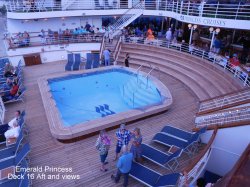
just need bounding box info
[95,130,111,172]
[114,124,131,161]
[124,53,130,67]
[108,31,113,43]
[130,128,142,162]
[111,145,133,187]
[166,28,172,47]
[103,49,110,66]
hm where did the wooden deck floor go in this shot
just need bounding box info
[4,61,215,187]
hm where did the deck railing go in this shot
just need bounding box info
[199,89,250,113]
[120,36,250,87]
[196,107,250,128]
[113,36,122,63]
[5,33,104,49]
[5,0,250,21]
[178,128,217,186]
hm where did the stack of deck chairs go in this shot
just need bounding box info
[65,53,100,71]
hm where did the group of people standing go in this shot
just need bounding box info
[95,124,142,187]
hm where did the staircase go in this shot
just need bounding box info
[101,38,119,65]
[120,75,162,108]
[198,88,250,115]
[108,2,144,37]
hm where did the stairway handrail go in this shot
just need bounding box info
[99,36,105,61]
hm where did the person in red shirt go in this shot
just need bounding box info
[229,54,240,67]
[10,82,19,96]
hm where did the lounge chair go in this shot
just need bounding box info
[85,53,93,69]
[0,172,29,187]
[65,53,74,71]
[161,125,207,141]
[0,143,30,170]
[92,54,100,68]
[160,125,194,141]
[3,87,26,104]
[153,132,200,155]
[141,144,183,171]
[73,53,81,70]
[0,156,29,186]
[130,161,181,187]
[0,131,23,161]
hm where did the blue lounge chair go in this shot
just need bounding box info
[161,125,194,141]
[0,131,23,161]
[65,54,74,71]
[141,144,183,171]
[161,125,207,141]
[3,87,26,104]
[92,54,100,68]
[153,132,200,155]
[3,173,29,187]
[0,143,30,170]
[130,162,181,187]
[73,53,81,70]
[0,167,29,187]
[85,53,93,69]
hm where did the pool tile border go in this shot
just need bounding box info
[37,66,173,140]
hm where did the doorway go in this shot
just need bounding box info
[24,54,42,66]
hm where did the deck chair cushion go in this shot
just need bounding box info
[155,173,181,186]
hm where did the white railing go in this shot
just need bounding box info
[121,36,250,88]
[178,129,217,186]
[108,2,144,37]
[199,89,250,112]
[196,107,250,127]
[5,33,104,49]
[99,36,105,60]
[0,97,6,124]
[5,1,250,21]
[113,36,122,64]
[179,148,211,186]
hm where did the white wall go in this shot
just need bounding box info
[205,125,250,176]
[7,16,102,33]
[7,43,101,65]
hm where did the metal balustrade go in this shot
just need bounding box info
[5,33,104,49]
[178,129,217,186]
[196,107,250,127]
[199,89,250,112]
[4,0,250,21]
[120,36,250,87]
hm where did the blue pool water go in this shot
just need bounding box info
[49,69,162,126]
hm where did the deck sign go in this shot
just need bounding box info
[180,15,226,27]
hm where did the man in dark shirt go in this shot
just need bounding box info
[85,22,91,32]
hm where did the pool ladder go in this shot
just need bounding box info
[122,64,160,108]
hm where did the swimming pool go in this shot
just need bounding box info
[38,66,172,140]
[49,69,163,126]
